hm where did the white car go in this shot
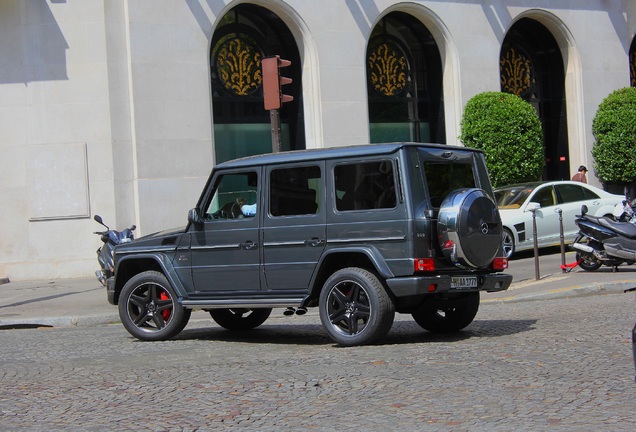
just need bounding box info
[494,181,625,258]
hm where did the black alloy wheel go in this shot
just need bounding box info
[208,308,272,330]
[319,267,395,346]
[412,292,480,333]
[118,271,191,341]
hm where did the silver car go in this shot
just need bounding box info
[495,181,624,258]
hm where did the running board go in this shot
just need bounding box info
[181,298,305,309]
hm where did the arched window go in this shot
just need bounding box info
[210,5,304,163]
[367,12,445,144]
[501,18,568,180]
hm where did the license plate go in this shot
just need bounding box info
[451,276,478,289]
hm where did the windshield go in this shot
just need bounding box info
[494,185,536,209]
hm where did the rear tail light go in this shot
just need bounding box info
[492,257,508,270]
[414,258,435,272]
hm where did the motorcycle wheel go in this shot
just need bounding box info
[576,252,602,271]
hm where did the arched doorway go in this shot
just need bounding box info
[210,4,304,163]
[500,18,569,180]
[366,12,445,144]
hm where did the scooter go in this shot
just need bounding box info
[93,215,135,286]
[571,204,636,271]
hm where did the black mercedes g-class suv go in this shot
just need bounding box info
[108,143,511,346]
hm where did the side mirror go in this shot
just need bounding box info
[188,208,202,225]
[526,202,540,212]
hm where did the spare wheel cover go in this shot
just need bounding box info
[437,188,501,268]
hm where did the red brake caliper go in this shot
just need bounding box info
[159,291,171,320]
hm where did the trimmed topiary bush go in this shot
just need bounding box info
[591,87,636,192]
[460,91,544,188]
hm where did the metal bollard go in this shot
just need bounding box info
[625,287,636,382]
[530,207,540,280]
[558,208,566,272]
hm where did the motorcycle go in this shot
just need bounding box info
[571,204,636,271]
[93,215,136,286]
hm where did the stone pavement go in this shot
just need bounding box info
[1,264,636,329]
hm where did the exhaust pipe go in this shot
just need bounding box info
[571,243,594,253]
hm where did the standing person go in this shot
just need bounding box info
[572,165,588,183]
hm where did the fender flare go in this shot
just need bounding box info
[114,253,188,300]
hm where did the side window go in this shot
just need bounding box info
[270,165,321,217]
[582,186,600,200]
[556,184,588,204]
[530,186,556,207]
[204,171,258,220]
[334,160,396,211]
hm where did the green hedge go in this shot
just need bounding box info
[460,92,544,188]
[591,87,636,184]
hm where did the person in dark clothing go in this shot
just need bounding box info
[572,165,588,183]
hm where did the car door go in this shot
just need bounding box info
[521,184,561,248]
[262,163,326,292]
[190,169,262,292]
[555,183,598,239]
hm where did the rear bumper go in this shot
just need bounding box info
[385,273,512,298]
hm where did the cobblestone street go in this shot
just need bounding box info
[1,292,636,431]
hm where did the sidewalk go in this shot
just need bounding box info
[1,267,635,329]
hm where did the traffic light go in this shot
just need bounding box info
[262,56,293,110]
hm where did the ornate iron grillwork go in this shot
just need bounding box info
[215,36,262,96]
[368,41,408,96]
[500,47,533,97]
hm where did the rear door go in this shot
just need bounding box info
[262,162,326,292]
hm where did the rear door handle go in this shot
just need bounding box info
[241,241,259,250]
[306,238,325,247]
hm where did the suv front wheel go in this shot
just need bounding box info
[412,292,479,333]
[119,271,191,341]
[319,267,395,346]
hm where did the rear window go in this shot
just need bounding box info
[423,162,476,208]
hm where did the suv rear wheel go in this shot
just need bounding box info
[319,267,395,346]
[412,292,479,333]
[119,271,191,341]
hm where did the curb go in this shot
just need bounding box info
[0,314,120,329]
[482,281,635,304]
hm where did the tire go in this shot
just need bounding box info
[576,252,602,272]
[502,228,515,259]
[209,308,272,330]
[118,271,191,341]
[412,292,480,333]
[437,189,502,268]
[319,267,395,346]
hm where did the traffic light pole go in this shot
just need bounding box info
[261,55,293,153]
[270,109,282,153]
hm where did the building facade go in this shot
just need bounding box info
[1,0,635,280]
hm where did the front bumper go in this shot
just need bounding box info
[106,276,116,305]
[385,273,512,299]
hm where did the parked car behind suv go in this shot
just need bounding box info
[108,143,511,346]
[495,181,624,258]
